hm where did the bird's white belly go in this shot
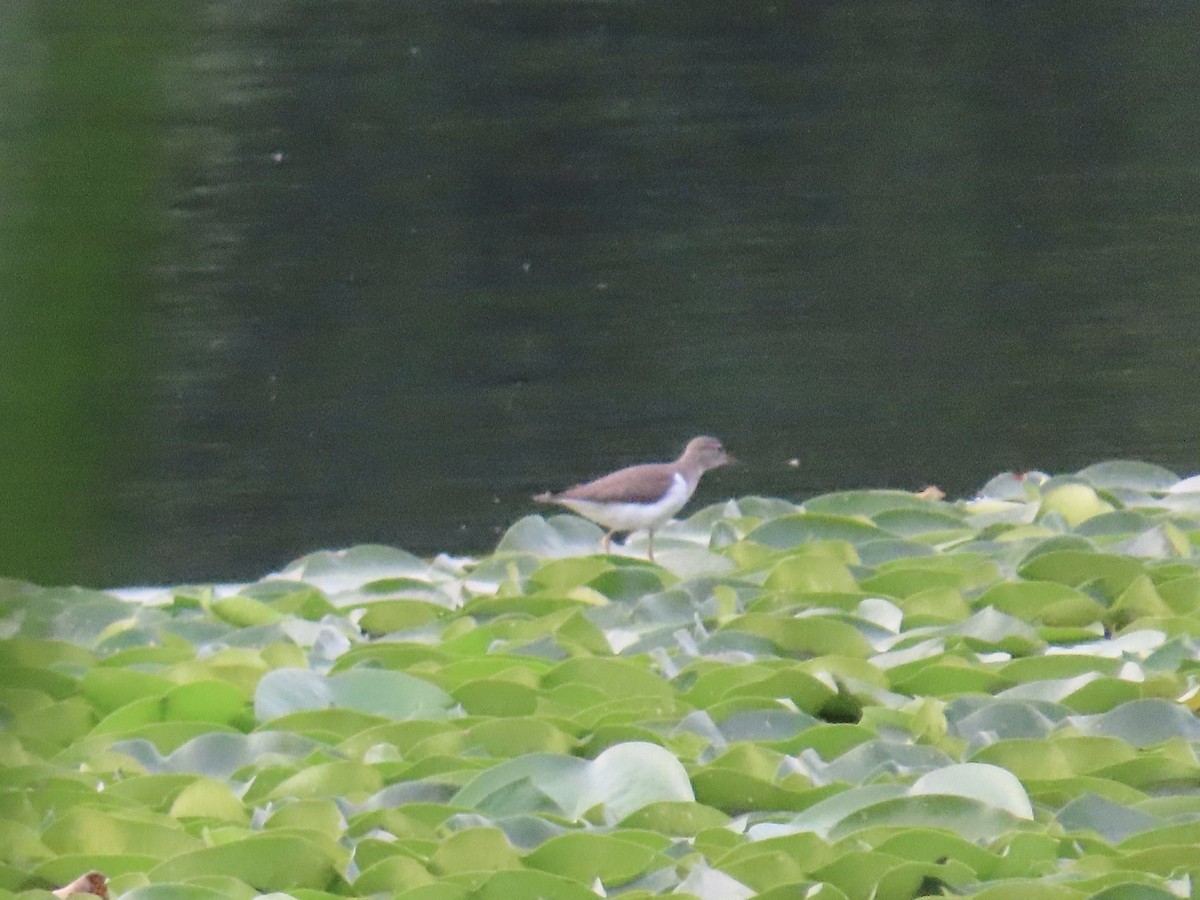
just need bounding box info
[559,473,693,532]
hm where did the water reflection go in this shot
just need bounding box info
[3,0,1200,584]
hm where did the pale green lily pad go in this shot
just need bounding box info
[1038,482,1116,526]
[0,637,95,669]
[894,587,972,622]
[528,557,614,594]
[808,850,912,900]
[1017,551,1144,599]
[816,740,955,784]
[267,760,383,800]
[830,793,1029,842]
[873,858,977,898]
[892,660,1008,697]
[542,657,672,698]
[714,832,834,885]
[1075,510,1158,537]
[947,697,1071,742]
[872,828,1000,876]
[976,581,1107,627]
[855,537,939,566]
[393,884,470,900]
[168,777,248,821]
[450,679,538,716]
[149,834,339,889]
[495,515,607,558]
[1076,461,1179,492]
[40,806,203,858]
[721,613,873,659]
[274,545,431,592]
[98,772,197,809]
[618,801,731,834]
[716,708,819,743]
[356,600,449,635]
[523,832,661,884]
[711,847,818,893]
[746,514,890,549]
[910,762,1033,819]
[763,555,859,594]
[461,717,576,757]
[429,827,521,875]
[1056,794,1160,842]
[860,566,967,598]
[872,506,972,538]
[162,680,246,724]
[1069,700,1200,747]
[472,869,600,900]
[673,863,755,900]
[210,595,286,627]
[717,496,801,519]
[748,784,906,840]
[110,730,320,776]
[1111,523,1193,559]
[805,491,937,518]
[254,668,455,721]
[720,669,841,713]
[969,738,1078,781]
[1088,884,1184,900]
[119,886,234,900]
[453,741,692,823]
[353,855,433,895]
[964,879,1085,900]
[79,668,174,714]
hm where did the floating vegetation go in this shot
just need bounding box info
[5,461,1200,898]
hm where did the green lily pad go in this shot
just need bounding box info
[254,668,455,721]
[1070,700,1200,748]
[41,807,203,858]
[977,581,1107,627]
[1017,551,1144,599]
[495,515,606,558]
[429,828,521,875]
[120,886,235,900]
[472,869,600,900]
[763,555,859,594]
[746,514,890,550]
[805,491,936,518]
[523,832,660,884]
[149,834,338,890]
[1076,461,1179,492]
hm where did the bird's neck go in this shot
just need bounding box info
[674,458,704,490]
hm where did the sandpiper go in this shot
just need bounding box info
[533,436,732,560]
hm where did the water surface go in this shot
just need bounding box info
[3,0,1200,584]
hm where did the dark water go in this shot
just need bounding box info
[4,0,1200,586]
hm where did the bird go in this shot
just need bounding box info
[533,436,732,560]
[52,872,108,899]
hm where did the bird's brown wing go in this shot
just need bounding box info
[552,463,676,504]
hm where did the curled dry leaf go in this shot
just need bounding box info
[52,872,109,899]
[915,485,946,501]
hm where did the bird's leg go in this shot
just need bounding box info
[602,531,614,555]
[647,530,656,562]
